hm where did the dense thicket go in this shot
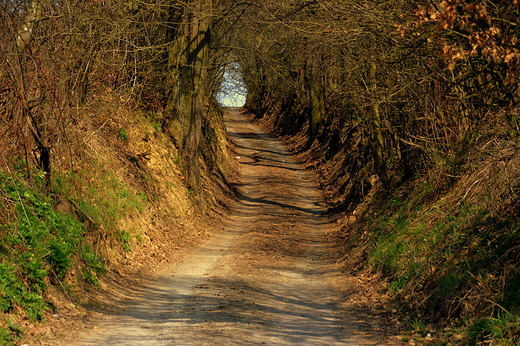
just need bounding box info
[236,0,520,199]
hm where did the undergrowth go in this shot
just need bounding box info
[365,170,520,345]
[0,161,145,344]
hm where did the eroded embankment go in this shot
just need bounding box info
[2,102,236,345]
[43,108,396,345]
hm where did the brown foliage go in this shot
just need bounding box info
[413,0,520,106]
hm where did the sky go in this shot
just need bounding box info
[216,62,247,107]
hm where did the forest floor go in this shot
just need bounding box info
[36,108,400,345]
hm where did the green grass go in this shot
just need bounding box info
[468,313,520,346]
[365,181,520,345]
[55,170,143,232]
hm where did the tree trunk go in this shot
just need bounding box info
[370,61,390,189]
[14,0,52,187]
[166,0,212,202]
[308,56,325,146]
[16,0,44,54]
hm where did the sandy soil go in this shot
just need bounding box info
[45,108,397,345]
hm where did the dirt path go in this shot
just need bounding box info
[67,108,389,345]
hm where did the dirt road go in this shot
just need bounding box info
[68,108,388,345]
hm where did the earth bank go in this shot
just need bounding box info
[31,108,399,345]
